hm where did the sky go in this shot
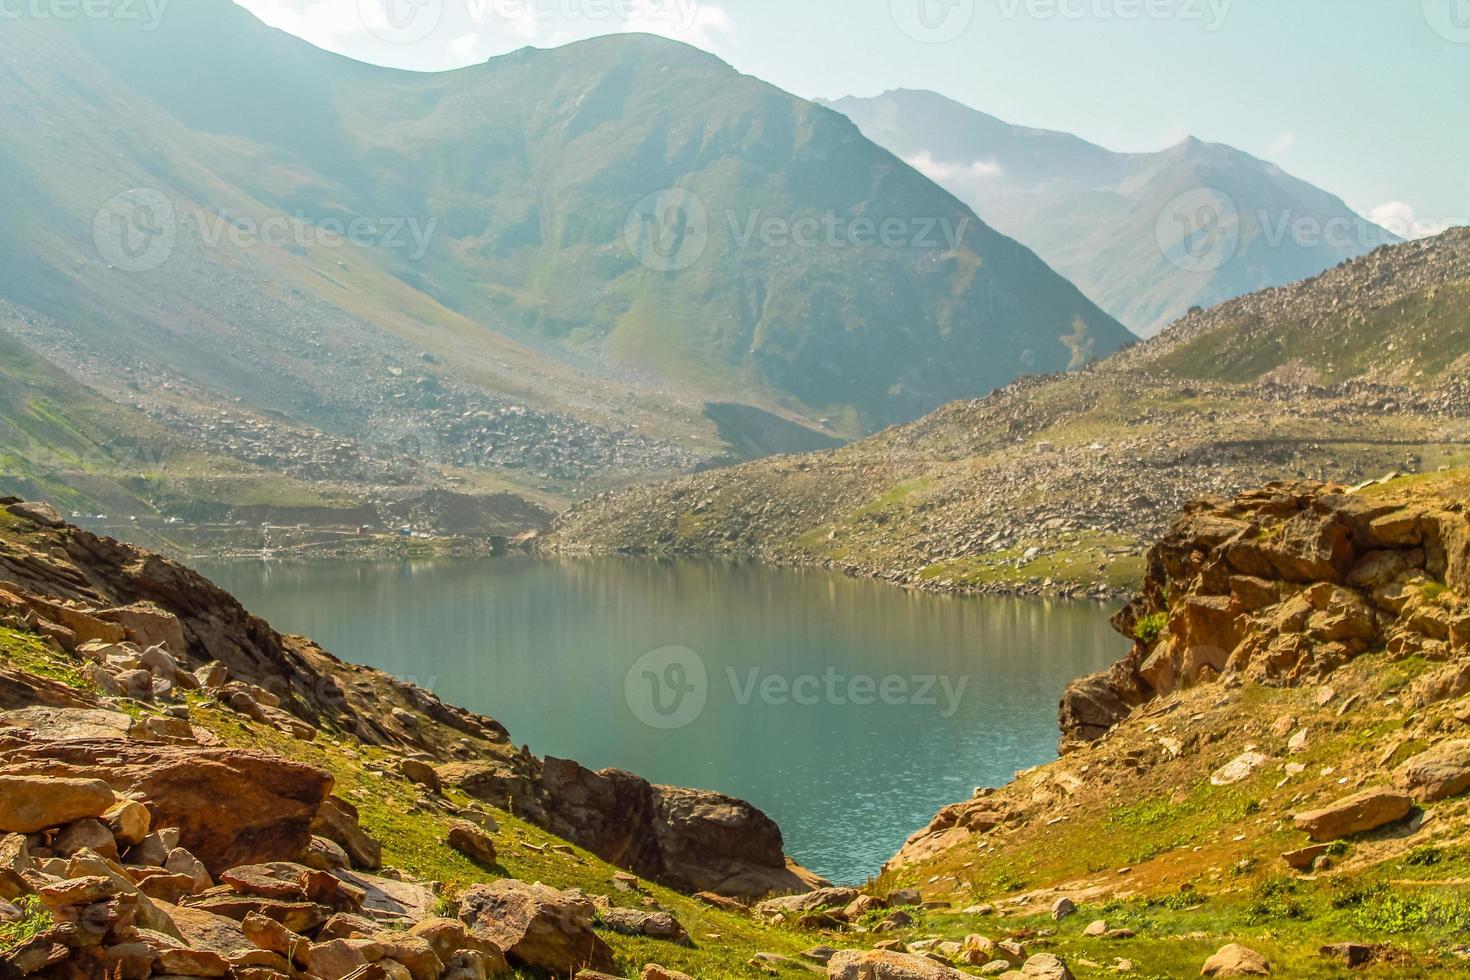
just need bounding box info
[234,0,1470,236]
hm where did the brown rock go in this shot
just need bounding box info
[1293,789,1415,841]
[641,967,696,980]
[1281,844,1332,871]
[1393,740,1470,802]
[399,759,441,793]
[313,796,383,871]
[186,894,329,934]
[459,879,613,974]
[55,817,119,861]
[826,949,968,979]
[301,835,351,871]
[1019,953,1076,979]
[1201,943,1270,976]
[372,933,443,980]
[158,947,232,977]
[446,821,498,866]
[0,775,115,834]
[599,906,688,943]
[103,799,152,846]
[0,741,333,875]
[101,602,189,658]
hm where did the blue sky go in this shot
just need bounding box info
[237,0,1469,234]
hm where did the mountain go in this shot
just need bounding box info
[546,229,1470,592]
[823,90,1398,335]
[0,5,1131,523]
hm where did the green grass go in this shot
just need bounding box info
[0,897,53,953]
[1133,611,1167,644]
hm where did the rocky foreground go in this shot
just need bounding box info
[6,476,1470,978]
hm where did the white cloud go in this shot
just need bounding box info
[622,0,734,51]
[233,0,370,53]
[1266,131,1295,157]
[905,150,1004,184]
[449,32,483,59]
[1363,201,1461,241]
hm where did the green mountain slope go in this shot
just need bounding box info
[546,229,1470,591]
[825,90,1397,336]
[0,3,1131,448]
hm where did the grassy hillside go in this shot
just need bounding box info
[546,230,1470,595]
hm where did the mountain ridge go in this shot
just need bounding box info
[823,89,1397,335]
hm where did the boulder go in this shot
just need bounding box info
[641,967,696,980]
[54,817,119,860]
[313,796,383,870]
[399,759,441,793]
[1018,953,1076,979]
[446,821,497,866]
[7,501,64,527]
[598,906,688,943]
[459,879,613,974]
[407,917,507,973]
[1200,943,1270,976]
[826,949,968,979]
[0,775,115,834]
[757,887,861,917]
[1210,752,1272,787]
[1292,789,1415,841]
[1393,740,1470,803]
[0,741,333,874]
[301,835,352,871]
[101,602,189,659]
[103,799,152,846]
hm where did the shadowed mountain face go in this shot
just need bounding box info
[0,2,1131,454]
[825,90,1397,336]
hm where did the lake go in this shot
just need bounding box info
[197,556,1126,884]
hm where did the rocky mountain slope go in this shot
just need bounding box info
[0,4,1129,495]
[824,90,1396,335]
[546,230,1470,598]
[7,477,1470,978]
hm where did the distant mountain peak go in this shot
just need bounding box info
[827,90,1396,336]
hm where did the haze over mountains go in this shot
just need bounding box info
[0,1,1130,527]
[824,90,1397,335]
[549,228,1470,591]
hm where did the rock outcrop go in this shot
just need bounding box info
[1060,480,1469,751]
[442,756,825,901]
